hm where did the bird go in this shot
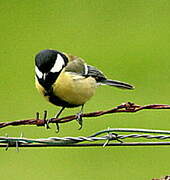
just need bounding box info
[35,49,134,131]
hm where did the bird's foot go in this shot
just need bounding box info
[36,111,51,129]
[76,112,83,130]
[54,107,65,133]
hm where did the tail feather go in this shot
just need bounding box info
[100,79,134,90]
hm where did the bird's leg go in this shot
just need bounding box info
[55,107,65,133]
[76,105,84,130]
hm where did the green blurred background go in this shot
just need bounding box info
[0,0,170,179]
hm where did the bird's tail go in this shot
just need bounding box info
[100,79,134,90]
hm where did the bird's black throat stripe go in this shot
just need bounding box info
[36,71,61,92]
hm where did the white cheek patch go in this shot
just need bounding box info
[50,53,65,73]
[35,66,43,79]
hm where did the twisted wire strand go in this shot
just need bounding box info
[1,128,170,148]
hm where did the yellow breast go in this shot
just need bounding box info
[52,71,97,105]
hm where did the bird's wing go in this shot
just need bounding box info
[85,65,107,81]
[65,58,86,74]
[65,56,107,81]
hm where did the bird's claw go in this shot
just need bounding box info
[43,110,50,129]
[55,123,60,133]
[76,113,83,130]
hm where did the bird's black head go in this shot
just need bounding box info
[35,49,60,73]
[35,49,69,90]
[35,49,69,77]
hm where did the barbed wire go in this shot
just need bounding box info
[1,102,170,130]
[2,128,170,150]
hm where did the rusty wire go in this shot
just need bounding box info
[0,102,170,129]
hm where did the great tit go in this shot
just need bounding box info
[35,49,134,130]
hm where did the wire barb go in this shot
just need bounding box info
[103,127,123,147]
